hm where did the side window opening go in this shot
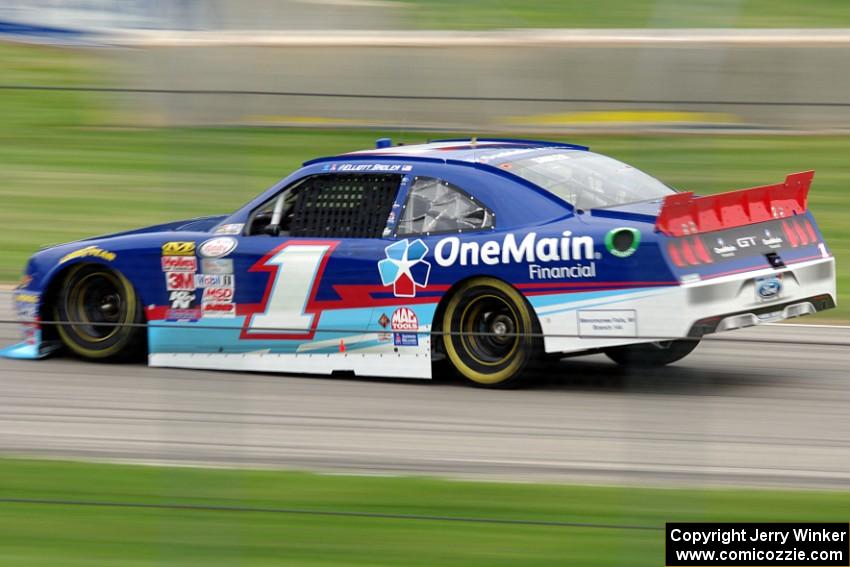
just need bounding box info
[248,174,401,238]
[397,177,494,236]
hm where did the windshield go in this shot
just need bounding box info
[498,150,675,210]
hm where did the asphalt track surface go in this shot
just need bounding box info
[1,293,849,488]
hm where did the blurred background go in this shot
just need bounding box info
[1,2,850,566]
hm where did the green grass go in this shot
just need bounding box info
[0,43,846,318]
[1,458,850,566]
[405,0,850,29]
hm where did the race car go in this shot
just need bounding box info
[2,138,836,387]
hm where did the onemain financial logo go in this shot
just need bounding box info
[434,231,599,279]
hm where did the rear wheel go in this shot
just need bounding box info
[441,278,541,388]
[54,265,145,360]
[604,339,699,367]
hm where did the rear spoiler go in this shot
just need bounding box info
[655,171,813,237]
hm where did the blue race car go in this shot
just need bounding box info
[3,138,837,387]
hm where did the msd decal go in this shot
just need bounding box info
[378,239,431,298]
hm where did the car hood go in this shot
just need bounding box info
[67,215,229,244]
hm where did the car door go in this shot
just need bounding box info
[219,172,403,354]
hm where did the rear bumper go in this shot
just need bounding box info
[536,256,836,354]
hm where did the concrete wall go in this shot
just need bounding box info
[107,31,850,132]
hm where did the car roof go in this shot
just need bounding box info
[304,138,589,167]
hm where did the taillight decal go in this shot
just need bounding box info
[782,221,799,247]
[692,237,712,264]
[668,242,685,267]
[680,239,698,265]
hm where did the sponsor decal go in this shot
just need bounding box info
[761,228,783,248]
[604,227,641,258]
[202,287,234,303]
[201,258,234,274]
[577,310,637,337]
[322,163,412,173]
[435,231,597,267]
[14,291,40,320]
[166,271,195,291]
[390,307,418,331]
[168,290,196,309]
[202,302,236,318]
[194,273,234,288]
[756,275,783,301]
[17,275,32,289]
[59,245,117,265]
[376,313,392,342]
[213,223,244,235]
[712,237,737,258]
[378,239,431,297]
[162,241,195,256]
[14,292,39,304]
[166,307,201,321]
[393,332,419,347]
[434,231,598,281]
[199,237,237,258]
[161,256,197,272]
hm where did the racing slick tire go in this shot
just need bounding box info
[441,278,542,388]
[603,339,699,367]
[54,264,145,360]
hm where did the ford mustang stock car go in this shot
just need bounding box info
[2,138,836,387]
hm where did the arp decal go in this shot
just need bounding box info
[162,241,195,256]
[241,241,338,340]
[202,302,236,318]
[378,239,431,298]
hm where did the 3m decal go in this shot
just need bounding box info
[162,241,195,256]
[161,256,197,272]
[199,237,237,258]
[241,242,338,340]
[378,239,431,298]
[166,271,195,291]
[59,246,117,265]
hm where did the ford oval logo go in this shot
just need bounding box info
[757,277,782,299]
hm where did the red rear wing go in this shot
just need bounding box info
[655,171,814,237]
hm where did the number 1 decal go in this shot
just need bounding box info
[241,242,337,340]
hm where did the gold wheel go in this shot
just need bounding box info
[441,278,539,387]
[54,265,144,360]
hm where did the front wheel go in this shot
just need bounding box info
[603,339,699,367]
[441,278,541,388]
[54,264,145,360]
